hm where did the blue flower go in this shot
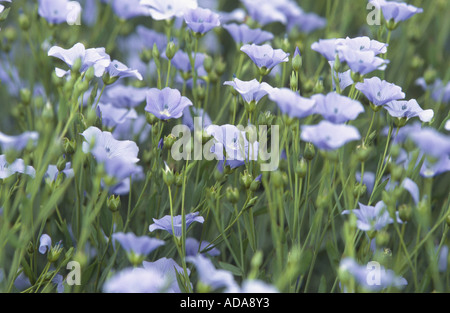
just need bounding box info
[48,43,111,78]
[0,155,36,179]
[97,103,138,128]
[224,78,273,104]
[39,234,52,254]
[384,99,434,123]
[186,254,239,292]
[112,115,151,144]
[112,232,164,257]
[139,0,197,21]
[240,44,289,73]
[287,11,326,34]
[184,7,220,34]
[105,60,143,81]
[268,88,316,119]
[342,201,401,232]
[38,0,82,25]
[241,0,288,26]
[142,257,190,293]
[339,257,407,291]
[170,50,205,74]
[370,0,423,23]
[223,24,274,45]
[136,26,168,51]
[144,87,193,120]
[0,131,39,152]
[312,92,364,124]
[182,107,212,131]
[149,212,205,237]
[311,38,340,61]
[103,267,167,293]
[300,121,361,151]
[337,45,389,75]
[104,84,147,108]
[356,76,405,107]
[111,0,150,20]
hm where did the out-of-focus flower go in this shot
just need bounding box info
[0,155,36,179]
[369,0,423,23]
[143,257,190,293]
[111,0,150,20]
[182,107,212,131]
[187,254,239,292]
[184,7,220,34]
[39,234,52,254]
[112,115,151,144]
[112,232,164,258]
[342,201,401,232]
[0,131,38,152]
[104,84,148,108]
[103,267,167,293]
[223,24,274,46]
[339,257,407,291]
[97,102,138,128]
[268,88,316,119]
[45,162,74,182]
[300,121,361,151]
[241,0,288,26]
[170,50,205,74]
[288,11,326,33]
[415,78,450,104]
[240,280,279,293]
[149,212,205,237]
[384,99,434,123]
[136,26,167,51]
[337,45,389,75]
[312,93,364,124]
[38,0,82,25]
[144,87,193,120]
[139,0,197,21]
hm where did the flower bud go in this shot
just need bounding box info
[107,195,121,212]
[56,157,67,172]
[376,230,390,246]
[292,54,302,72]
[85,66,95,82]
[203,55,213,73]
[18,13,30,31]
[355,144,372,162]
[398,204,412,222]
[72,58,82,74]
[295,158,308,178]
[304,143,315,161]
[424,67,437,85]
[226,186,240,204]
[20,88,31,106]
[4,27,17,43]
[145,112,159,125]
[215,57,226,76]
[313,78,324,94]
[163,134,176,149]
[271,171,284,189]
[48,241,64,263]
[165,41,177,60]
[240,171,253,189]
[162,163,175,187]
[290,72,298,91]
[140,48,152,63]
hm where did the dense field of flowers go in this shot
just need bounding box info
[0,0,449,294]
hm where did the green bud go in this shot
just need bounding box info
[175,172,183,187]
[398,204,412,222]
[390,164,404,182]
[393,117,408,128]
[145,112,159,125]
[355,144,372,162]
[390,144,401,159]
[215,57,226,76]
[197,84,205,101]
[271,171,284,189]
[165,41,177,60]
[152,43,160,62]
[4,27,17,43]
[353,183,366,198]
[290,72,298,91]
[42,102,55,123]
[259,66,271,77]
[56,157,67,172]
[48,241,64,263]
[163,134,176,149]
[244,100,257,113]
[72,58,82,74]
[203,55,213,73]
[107,195,121,212]
[424,67,437,85]
[376,230,390,246]
[226,186,240,204]
[313,78,324,94]
[20,88,31,105]
[292,55,302,72]
[250,178,261,192]
[258,111,275,127]
[410,55,424,70]
[350,71,363,83]
[240,171,253,189]
[386,19,398,31]
[303,79,314,93]
[18,14,30,31]
[333,54,341,73]
[295,158,308,178]
[304,142,315,161]
[102,73,119,86]
[85,67,95,82]
[140,48,152,63]
[370,102,383,112]
[208,70,218,83]
[27,241,34,255]
[162,163,175,187]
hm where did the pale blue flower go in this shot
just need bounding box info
[356,76,405,107]
[103,267,167,293]
[184,7,220,34]
[223,24,274,45]
[312,92,364,124]
[112,232,164,256]
[0,131,38,152]
[144,87,193,120]
[139,0,197,20]
[300,121,361,151]
[143,257,190,293]
[0,155,36,179]
[268,88,316,119]
[240,44,289,72]
[149,212,205,237]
